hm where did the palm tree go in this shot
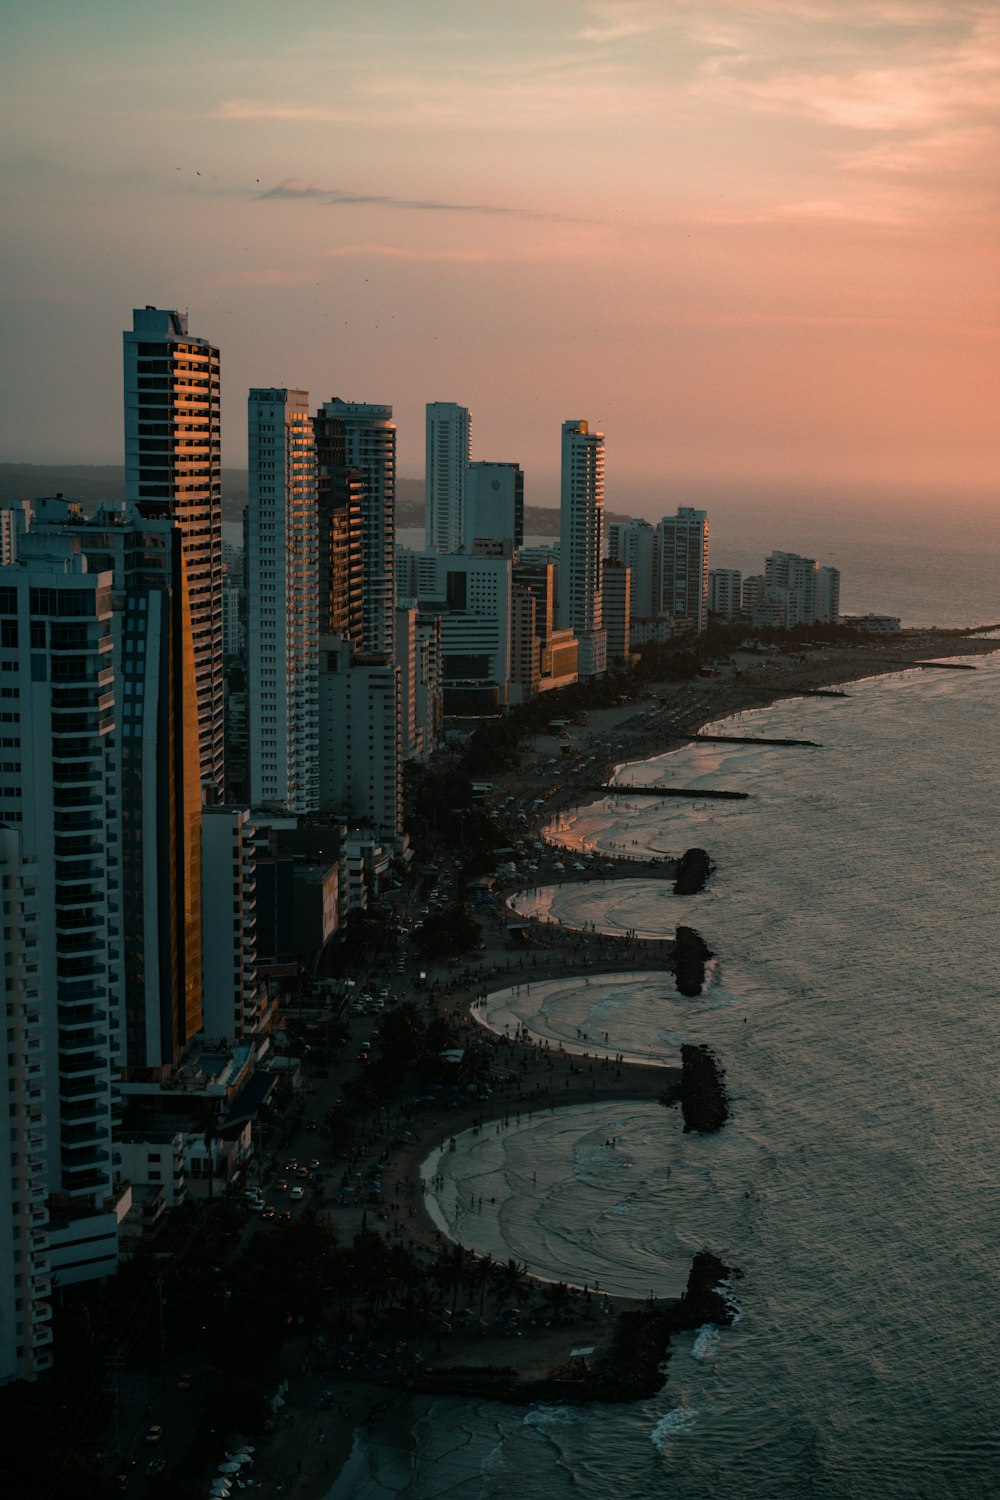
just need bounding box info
[471,1253,496,1317]
[433,1243,472,1314]
[539,1280,573,1323]
[492,1257,530,1312]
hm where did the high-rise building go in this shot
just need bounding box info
[657,507,710,635]
[607,518,657,619]
[817,566,840,625]
[465,461,524,553]
[313,414,364,648]
[513,559,555,677]
[558,420,606,677]
[246,389,319,814]
[315,399,396,656]
[0,826,54,1382]
[509,585,540,703]
[318,638,402,841]
[425,403,471,554]
[708,568,742,620]
[123,307,224,791]
[404,550,513,710]
[27,507,203,1073]
[764,552,840,626]
[0,546,122,1286]
[201,806,261,1045]
[602,557,632,663]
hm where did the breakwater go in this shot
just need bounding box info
[694,733,821,747]
[604,784,749,801]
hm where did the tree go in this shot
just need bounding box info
[492,1257,531,1311]
[539,1280,573,1323]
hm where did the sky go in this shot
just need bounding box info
[1,0,998,515]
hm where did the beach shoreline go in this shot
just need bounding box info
[258,629,1000,1496]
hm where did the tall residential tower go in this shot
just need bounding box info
[123,307,224,790]
[315,399,396,655]
[657,507,710,635]
[558,419,606,677]
[246,389,320,814]
[425,403,471,554]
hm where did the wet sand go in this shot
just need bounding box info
[258,631,1000,1494]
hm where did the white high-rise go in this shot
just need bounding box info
[657,507,710,635]
[708,568,742,620]
[0,546,122,1289]
[607,518,656,619]
[246,389,319,814]
[764,552,841,626]
[425,403,471,554]
[558,420,606,677]
[316,398,396,656]
[123,307,224,791]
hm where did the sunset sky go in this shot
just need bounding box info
[2,0,997,513]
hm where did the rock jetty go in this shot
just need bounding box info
[673,846,713,895]
[676,1043,729,1133]
[674,925,713,996]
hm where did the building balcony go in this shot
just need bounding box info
[58,1075,108,1099]
[61,1172,111,1198]
[58,1030,108,1055]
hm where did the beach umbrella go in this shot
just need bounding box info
[218,1461,241,1473]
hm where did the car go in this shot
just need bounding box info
[295,1166,309,1179]
[290,1186,305,1201]
[144,1424,164,1445]
[146,1457,167,1476]
[275,1178,289,1192]
[261,1205,276,1220]
[176,1371,193,1391]
[305,1119,319,1132]
[308,1159,321,1171]
[278,1209,293,1222]
[247,1198,264,1213]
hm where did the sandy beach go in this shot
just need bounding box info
[256,629,999,1497]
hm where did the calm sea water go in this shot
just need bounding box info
[330,649,1000,1499]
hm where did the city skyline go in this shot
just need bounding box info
[2,2,998,509]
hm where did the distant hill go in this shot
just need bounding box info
[0,464,635,536]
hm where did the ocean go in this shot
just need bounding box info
[394,497,1000,629]
[330,647,1000,1498]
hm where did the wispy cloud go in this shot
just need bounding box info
[322,243,498,263]
[256,179,585,222]
[206,267,320,288]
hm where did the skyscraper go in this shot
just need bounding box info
[123,307,224,790]
[657,507,710,635]
[425,403,471,554]
[0,826,54,1381]
[465,461,524,553]
[0,543,122,1285]
[246,389,319,814]
[315,399,396,655]
[607,517,656,619]
[558,419,606,677]
[764,551,841,626]
[27,507,204,1072]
